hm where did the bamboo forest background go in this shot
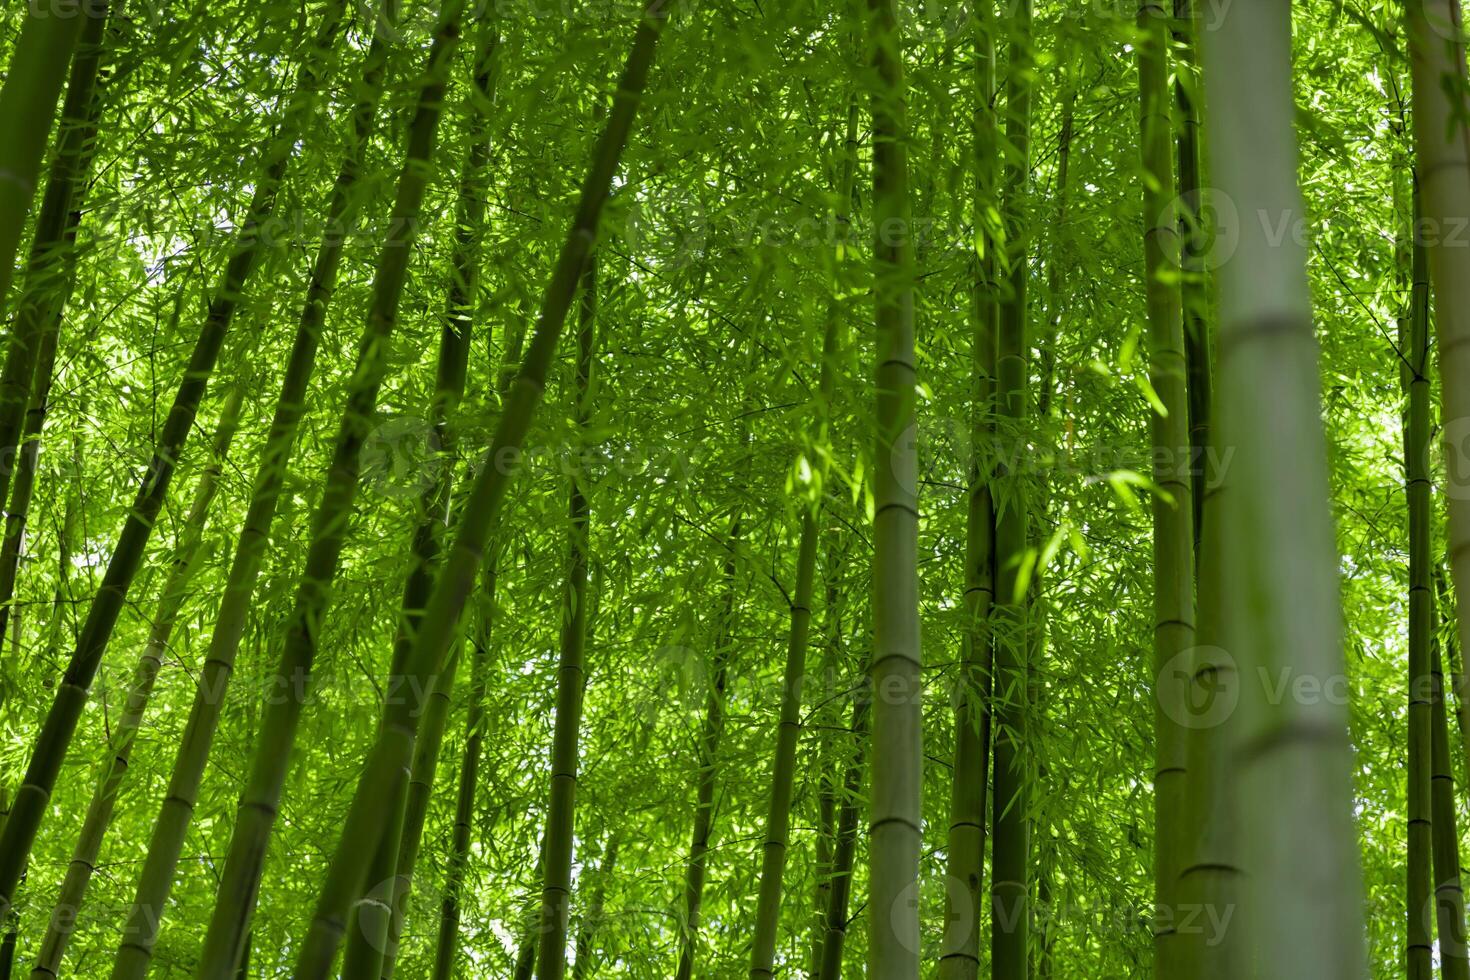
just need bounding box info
[0,0,1459,977]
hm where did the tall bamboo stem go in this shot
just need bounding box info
[341,26,498,978]
[278,6,668,974]
[748,95,855,980]
[1138,3,1196,973]
[1406,179,1437,980]
[0,0,112,644]
[675,513,741,980]
[938,7,997,977]
[107,18,394,979]
[1203,3,1369,976]
[991,4,1033,977]
[0,1,348,922]
[864,0,922,973]
[533,251,599,980]
[30,385,244,979]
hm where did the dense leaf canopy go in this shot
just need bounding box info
[0,0,1458,977]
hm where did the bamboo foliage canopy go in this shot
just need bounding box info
[0,0,1459,977]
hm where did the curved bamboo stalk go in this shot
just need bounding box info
[190,6,472,975]
[30,384,244,979]
[283,6,668,974]
[0,1,347,923]
[106,19,395,980]
[0,0,113,652]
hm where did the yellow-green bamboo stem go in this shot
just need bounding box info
[1138,3,1196,973]
[280,6,668,974]
[30,385,244,979]
[1203,3,1369,976]
[107,17,394,979]
[938,7,998,977]
[864,0,922,974]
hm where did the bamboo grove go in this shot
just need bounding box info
[2,0,1470,976]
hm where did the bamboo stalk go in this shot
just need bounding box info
[0,267,73,658]
[511,847,545,980]
[1202,3,1368,976]
[29,384,243,979]
[863,0,922,974]
[0,1,349,924]
[106,16,395,979]
[0,0,111,616]
[379,111,509,955]
[809,780,835,980]
[281,6,668,974]
[533,250,599,980]
[341,26,498,978]
[0,0,88,322]
[1432,620,1470,979]
[1137,3,1196,974]
[809,543,848,980]
[189,5,472,975]
[1173,0,1210,553]
[570,838,618,980]
[432,576,497,980]
[675,512,741,980]
[748,94,856,980]
[991,3,1033,977]
[1405,0,1470,752]
[1174,480,1245,978]
[1405,179,1437,980]
[938,7,998,977]
[817,685,869,980]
